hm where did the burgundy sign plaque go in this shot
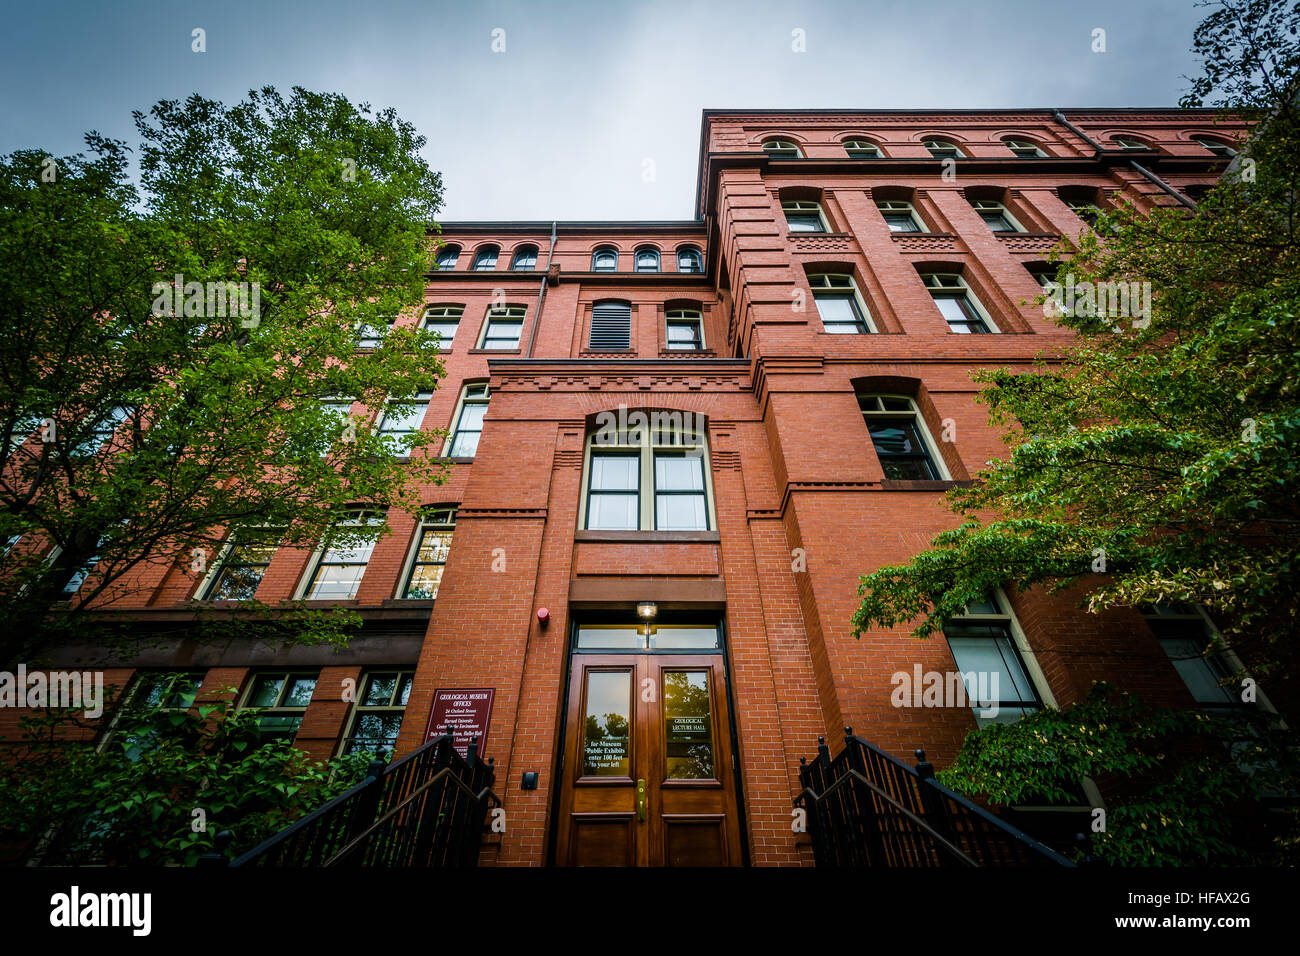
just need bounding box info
[424,687,494,758]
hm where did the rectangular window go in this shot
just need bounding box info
[782,200,826,233]
[944,594,1042,727]
[921,273,996,333]
[877,200,923,233]
[859,395,945,481]
[376,392,432,452]
[448,383,489,457]
[422,305,462,350]
[401,507,455,599]
[480,306,524,349]
[809,274,873,334]
[586,453,640,530]
[342,671,413,755]
[100,670,206,760]
[654,451,708,530]
[73,405,131,457]
[303,512,383,600]
[665,309,703,351]
[971,199,1023,233]
[589,302,632,350]
[356,317,395,349]
[239,671,319,743]
[583,418,712,531]
[201,538,276,600]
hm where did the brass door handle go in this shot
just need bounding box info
[636,779,646,822]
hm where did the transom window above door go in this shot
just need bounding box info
[575,623,721,651]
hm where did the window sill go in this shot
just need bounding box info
[575,530,719,543]
[658,349,717,357]
[878,479,977,491]
[381,598,435,608]
[468,348,521,355]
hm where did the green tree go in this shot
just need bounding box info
[0,685,374,866]
[0,87,450,666]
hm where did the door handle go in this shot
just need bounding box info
[636,779,646,822]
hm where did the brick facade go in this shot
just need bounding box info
[3,108,1252,866]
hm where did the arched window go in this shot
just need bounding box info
[435,244,460,271]
[1111,135,1150,151]
[511,245,538,270]
[676,246,704,273]
[843,139,881,158]
[634,247,660,273]
[762,139,802,159]
[924,138,964,159]
[1192,136,1237,158]
[1003,138,1045,158]
[472,245,499,271]
[592,247,619,272]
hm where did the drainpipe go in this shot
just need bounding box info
[1052,110,1104,154]
[526,220,558,358]
[1128,162,1198,210]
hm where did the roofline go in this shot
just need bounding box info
[435,221,706,232]
[697,106,1232,116]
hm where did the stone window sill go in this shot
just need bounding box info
[574,530,720,543]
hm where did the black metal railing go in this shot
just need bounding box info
[218,731,499,868]
[795,727,1074,868]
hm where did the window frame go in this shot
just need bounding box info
[843,139,882,159]
[477,305,525,350]
[510,245,539,271]
[471,246,500,271]
[421,304,463,351]
[580,418,716,532]
[355,316,395,350]
[924,138,964,159]
[444,382,490,458]
[970,198,1026,233]
[781,199,827,233]
[588,300,633,351]
[762,139,802,159]
[396,506,456,600]
[941,588,1056,727]
[1111,135,1151,151]
[1003,138,1046,158]
[921,272,999,334]
[197,534,278,601]
[676,246,704,273]
[665,308,705,351]
[591,247,619,272]
[374,390,433,453]
[339,670,415,756]
[236,670,320,744]
[876,199,926,233]
[858,394,950,481]
[808,273,876,334]
[634,247,661,273]
[296,509,384,601]
[434,245,460,271]
[1191,136,1237,158]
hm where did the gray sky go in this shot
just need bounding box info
[1,0,1211,221]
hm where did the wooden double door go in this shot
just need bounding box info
[556,650,742,866]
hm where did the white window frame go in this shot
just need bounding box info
[808,273,876,334]
[858,394,951,481]
[591,247,619,272]
[374,390,433,453]
[580,418,716,532]
[782,199,827,233]
[924,138,964,158]
[970,199,1026,233]
[295,510,384,601]
[443,382,490,458]
[1111,136,1150,151]
[477,305,525,350]
[421,305,462,350]
[1004,139,1045,158]
[395,506,456,600]
[920,272,999,334]
[843,139,882,158]
[762,139,802,158]
[1191,136,1237,158]
[876,199,926,233]
[665,308,705,351]
[355,316,395,350]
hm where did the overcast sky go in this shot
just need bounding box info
[1,0,1211,221]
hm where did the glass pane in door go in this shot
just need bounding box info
[663,671,714,779]
[581,670,632,777]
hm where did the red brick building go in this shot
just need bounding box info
[9,108,1257,867]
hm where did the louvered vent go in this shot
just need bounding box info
[589,302,631,350]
